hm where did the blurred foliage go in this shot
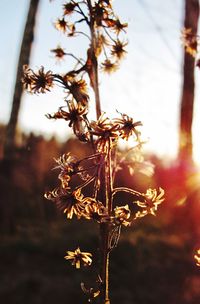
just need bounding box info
[0,124,200,303]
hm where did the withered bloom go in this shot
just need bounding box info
[82,198,108,222]
[194,249,200,267]
[63,2,77,15]
[99,0,112,8]
[112,18,128,35]
[22,65,33,91]
[68,78,88,106]
[51,46,66,60]
[45,188,86,219]
[181,28,198,57]
[135,187,165,219]
[54,17,68,33]
[46,100,88,139]
[81,283,100,302]
[67,23,76,37]
[54,153,79,188]
[93,2,109,26]
[114,113,142,140]
[22,66,53,94]
[61,74,89,106]
[90,114,119,152]
[114,205,131,226]
[111,39,127,60]
[64,247,92,268]
[101,59,119,73]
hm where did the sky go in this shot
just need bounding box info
[0,0,200,164]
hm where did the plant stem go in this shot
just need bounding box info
[87,0,101,119]
[86,2,111,302]
[100,140,113,304]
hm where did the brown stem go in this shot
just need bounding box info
[100,140,113,304]
[87,0,101,119]
[86,2,110,302]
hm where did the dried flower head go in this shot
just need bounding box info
[46,100,88,139]
[135,187,164,219]
[115,113,142,140]
[112,18,128,35]
[101,59,119,73]
[63,2,77,15]
[67,23,76,36]
[22,66,53,94]
[51,46,66,60]
[64,247,92,268]
[114,205,131,226]
[81,283,100,302]
[90,114,119,152]
[194,249,200,267]
[54,153,79,188]
[93,2,109,26]
[181,28,198,57]
[22,65,33,91]
[68,78,88,105]
[54,17,68,32]
[82,198,108,222]
[111,39,127,60]
[45,188,86,219]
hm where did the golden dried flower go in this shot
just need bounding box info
[114,205,131,226]
[181,28,198,57]
[64,247,92,268]
[93,3,109,26]
[22,65,33,91]
[114,113,142,140]
[194,249,200,267]
[44,188,86,219]
[22,66,53,94]
[111,39,127,60]
[81,283,100,301]
[67,23,76,37]
[90,113,119,152]
[112,18,128,35]
[60,76,89,106]
[82,198,107,222]
[99,0,112,8]
[54,18,68,33]
[63,2,77,15]
[54,153,79,188]
[46,100,88,139]
[69,78,88,100]
[101,59,119,73]
[135,187,165,219]
[51,46,66,60]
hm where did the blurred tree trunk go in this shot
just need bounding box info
[4,0,40,159]
[178,0,199,166]
[1,0,40,234]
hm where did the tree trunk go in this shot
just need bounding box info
[4,0,40,159]
[0,0,40,234]
[179,0,199,165]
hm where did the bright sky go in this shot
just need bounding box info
[0,0,200,164]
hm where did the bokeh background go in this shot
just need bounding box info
[1,0,200,303]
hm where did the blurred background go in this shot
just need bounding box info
[1,0,200,303]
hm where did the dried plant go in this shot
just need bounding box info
[181,27,200,66]
[194,249,200,267]
[22,1,164,303]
